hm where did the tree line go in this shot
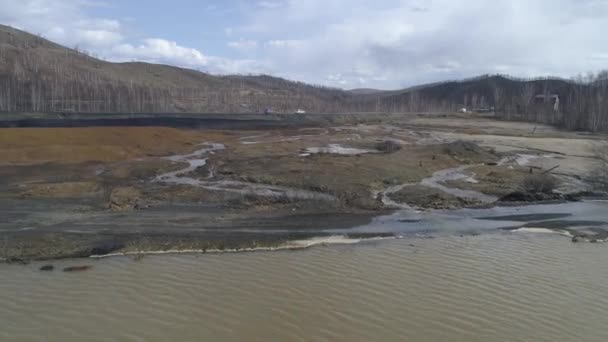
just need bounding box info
[350,73,608,132]
[493,72,608,132]
[0,40,607,132]
[0,37,351,114]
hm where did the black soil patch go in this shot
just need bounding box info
[0,116,296,130]
[477,213,572,222]
[346,232,396,239]
[499,191,564,202]
[398,219,422,223]
[521,220,608,229]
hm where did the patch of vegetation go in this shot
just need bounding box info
[442,140,497,163]
[499,174,562,203]
[522,174,558,194]
[389,185,481,209]
[224,192,299,208]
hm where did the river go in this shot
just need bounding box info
[2,135,607,341]
[1,232,608,342]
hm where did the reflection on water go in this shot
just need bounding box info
[1,234,608,342]
[339,200,608,236]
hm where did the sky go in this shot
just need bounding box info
[1,0,607,89]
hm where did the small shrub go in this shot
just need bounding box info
[443,140,481,154]
[522,174,558,194]
[217,242,225,251]
[376,140,402,153]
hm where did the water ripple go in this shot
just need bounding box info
[1,235,608,341]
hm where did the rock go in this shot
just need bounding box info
[39,265,54,271]
[63,265,92,272]
[572,236,585,243]
[572,232,607,243]
[108,187,142,211]
[89,241,125,256]
[564,193,582,202]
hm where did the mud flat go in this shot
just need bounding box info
[1,112,606,261]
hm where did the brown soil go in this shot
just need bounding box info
[0,127,230,164]
[18,181,102,199]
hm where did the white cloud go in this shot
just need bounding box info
[230,0,608,88]
[1,0,608,88]
[256,1,284,9]
[265,40,304,48]
[228,39,258,51]
[112,39,210,66]
[0,0,257,75]
[75,29,123,47]
[0,0,121,49]
[111,39,266,75]
[590,53,608,61]
[207,57,270,75]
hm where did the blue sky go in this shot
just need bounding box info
[1,0,608,89]
[83,1,246,56]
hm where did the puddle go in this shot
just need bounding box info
[498,153,555,166]
[300,144,378,157]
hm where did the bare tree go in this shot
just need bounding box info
[593,140,608,191]
[520,83,535,116]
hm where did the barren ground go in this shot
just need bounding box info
[0,113,604,260]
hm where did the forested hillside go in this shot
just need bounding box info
[1,24,606,131]
[354,74,608,131]
[0,24,349,113]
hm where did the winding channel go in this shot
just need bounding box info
[376,164,496,209]
[155,142,336,202]
[153,139,607,245]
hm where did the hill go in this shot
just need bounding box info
[350,75,607,131]
[0,24,349,113]
[0,24,606,131]
[347,88,387,95]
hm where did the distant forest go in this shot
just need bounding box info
[352,73,608,132]
[0,24,607,132]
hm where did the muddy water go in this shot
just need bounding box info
[343,200,608,237]
[2,234,608,342]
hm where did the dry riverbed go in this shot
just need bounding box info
[1,113,606,261]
